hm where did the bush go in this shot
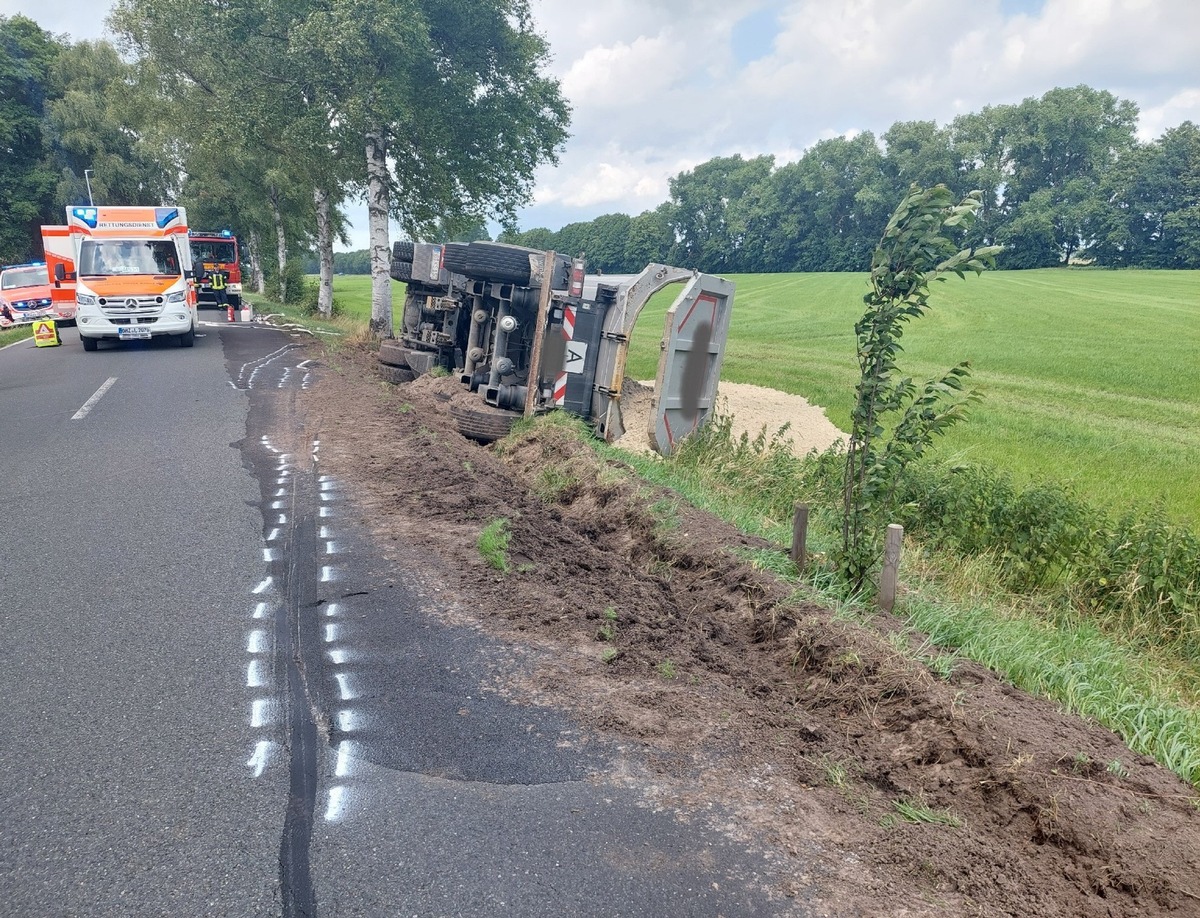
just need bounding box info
[265,258,308,304]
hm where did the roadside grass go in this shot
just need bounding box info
[0,325,32,348]
[625,269,1200,523]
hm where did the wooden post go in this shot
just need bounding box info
[879,523,903,612]
[790,502,809,573]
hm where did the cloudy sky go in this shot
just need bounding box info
[5,0,1199,250]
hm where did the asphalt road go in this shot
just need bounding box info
[0,319,804,917]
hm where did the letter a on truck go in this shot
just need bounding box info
[42,206,199,351]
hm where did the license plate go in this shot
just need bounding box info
[117,325,152,340]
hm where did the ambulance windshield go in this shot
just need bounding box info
[80,240,181,277]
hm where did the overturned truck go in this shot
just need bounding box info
[381,241,734,456]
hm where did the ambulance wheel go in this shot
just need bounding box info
[81,335,98,352]
[178,327,195,347]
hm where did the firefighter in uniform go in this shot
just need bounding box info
[210,267,231,320]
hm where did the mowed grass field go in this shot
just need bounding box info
[621,269,1200,524]
[323,269,1199,523]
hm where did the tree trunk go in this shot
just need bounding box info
[269,186,288,303]
[247,231,266,294]
[366,129,392,338]
[315,186,334,318]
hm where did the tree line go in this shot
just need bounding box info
[499,87,1200,274]
[4,8,1198,324]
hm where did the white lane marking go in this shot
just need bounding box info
[334,741,355,777]
[328,649,349,665]
[324,786,347,822]
[247,630,269,653]
[325,603,340,618]
[247,741,273,778]
[335,673,356,701]
[252,577,273,595]
[250,699,271,727]
[247,660,267,687]
[71,377,119,420]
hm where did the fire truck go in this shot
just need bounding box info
[189,230,242,308]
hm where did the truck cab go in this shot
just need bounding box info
[190,231,242,308]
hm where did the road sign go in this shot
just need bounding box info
[33,319,61,348]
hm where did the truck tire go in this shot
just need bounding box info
[377,363,416,385]
[378,339,409,367]
[462,242,539,284]
[440,242,470,275]
[81,334,98,352]
[450,405,519,443]
[389,258,412,282]
[391,240,415,264]
[463,243,571,288]
[178,326,195,347]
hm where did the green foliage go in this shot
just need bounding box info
[266,259,310,305]
[0,15,61,263]
[476,518,512,573]
[839,184,1000,591]
[892,462,1200,653]
[883,798,962,828]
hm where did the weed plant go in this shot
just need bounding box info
[477,518,512,573]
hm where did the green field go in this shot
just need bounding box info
[620,269,1200,524]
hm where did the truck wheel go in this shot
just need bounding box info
[463,243,571,288]
[450,405,519,443]
[389,258,412,282]
[178,326,195,347]
[440,242,471,275]
[391,241,415,264]
[377,363,415,385]
[378,339,409,367]
[81,335,98,352]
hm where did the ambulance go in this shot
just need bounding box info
[41,206,199,351]
[0,262,57,329]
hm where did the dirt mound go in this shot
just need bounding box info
[305,341,1200,917]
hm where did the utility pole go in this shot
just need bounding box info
[84,169,94,205]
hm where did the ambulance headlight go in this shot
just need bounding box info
[77,294,97,306]
[165,291,186,304]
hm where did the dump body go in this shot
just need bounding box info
[42,206,199,350]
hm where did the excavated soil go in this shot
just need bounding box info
[301,339,1200,917]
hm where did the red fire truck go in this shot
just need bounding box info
[189,230,242,308]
